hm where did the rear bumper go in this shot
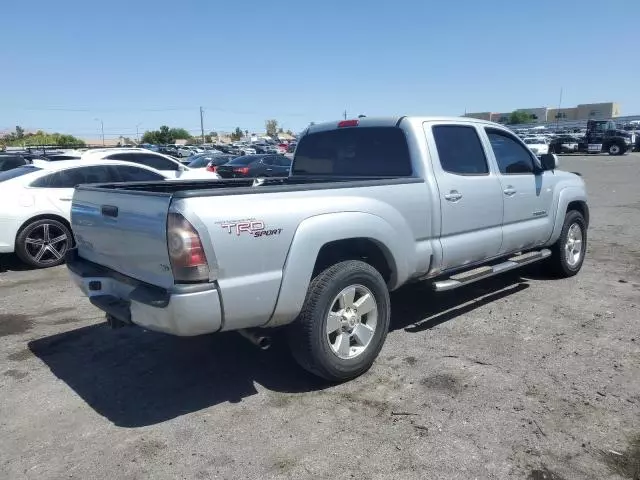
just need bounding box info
[66,249,222,336]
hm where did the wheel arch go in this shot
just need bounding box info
[312,238,395,284]
[546,188,588,246]
[16,214,74,247]
[266,211,415,328]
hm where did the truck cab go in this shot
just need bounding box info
[582,119,635,155]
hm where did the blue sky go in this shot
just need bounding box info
[1,0,638,139]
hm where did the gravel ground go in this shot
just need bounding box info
[1,154,639,480]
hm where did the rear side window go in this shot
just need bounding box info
[293,127,412,176]
[432,125,488,175]
[34,166,115,188]
[112,165,165,182]
[107,153,180,171]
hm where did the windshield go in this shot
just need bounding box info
[524,138,540,144]
[0,165,41,182]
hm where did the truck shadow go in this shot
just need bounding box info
[29,270,533,428]
[28,325,326,428]
[390,271,530,333]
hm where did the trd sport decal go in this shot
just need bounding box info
[219,220,282,238]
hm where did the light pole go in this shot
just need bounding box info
[94,118,104,146]
[136,123,142,143]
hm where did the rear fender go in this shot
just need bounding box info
[266,212,413,327]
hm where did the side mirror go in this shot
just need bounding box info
[540,153,559,171]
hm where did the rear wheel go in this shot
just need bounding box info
[287,260,390,382]
[15,218,72,268]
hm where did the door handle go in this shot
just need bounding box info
[101,205,119,218]
[266,168,273,171]
[444,191,463,202]
[503,186,517,197]
[59,197,72,201]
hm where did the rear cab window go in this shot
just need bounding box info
[293,127,412,177]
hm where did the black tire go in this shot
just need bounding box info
[546,210,587,278]
[15,218,72,268]
[287,260,390,382]
[608,142,624,156]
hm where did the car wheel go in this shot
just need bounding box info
[608,143,623,156]
[287,260,390,382]
[15,218,72,268]
[546,210,587,278]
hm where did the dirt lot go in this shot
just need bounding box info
[1,154,639,480]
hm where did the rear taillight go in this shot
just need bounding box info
[206,164,217,172]
[167,212,209,283]
[233,167,249,174]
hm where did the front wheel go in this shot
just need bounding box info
[287,260,390,382]
[15,218,72,268]
[608,143,623,156]
[546,210,587,277]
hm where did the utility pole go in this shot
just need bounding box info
[343,110,347,120]
[200,106,205,144]
[556,87,563,131]
[94,118,104,146]
[136,123,142,143]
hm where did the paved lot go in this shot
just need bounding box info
[1,154,639,480]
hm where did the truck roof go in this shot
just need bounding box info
[306,116,503,134]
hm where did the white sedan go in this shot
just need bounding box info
[0,160,171,269]
[523,137,549,156]
[80,148,219,179]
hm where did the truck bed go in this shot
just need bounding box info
[76,176,422,198]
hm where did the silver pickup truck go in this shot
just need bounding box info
[67,116,588,381]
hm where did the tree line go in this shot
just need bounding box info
[1,126,85,147]
[141,120,295,145]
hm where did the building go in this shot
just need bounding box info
[575,102,620,120]
[463,112,492,121]
[546,107,578,122]
[464,102,621,124]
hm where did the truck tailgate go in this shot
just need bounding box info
[71,187,175,289]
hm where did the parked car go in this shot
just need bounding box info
[66,116,588,382]
[157,146,178,157]
[215,154,291,178]
[175,146,193,158]
[549,136,580,154]
[215,144,242,155]
[251,144,269,154]
[523,137,549,155]
[81,148,219,179]
[187,153,234,170]
[205,155,236,173]
[240,146,257,155]
[0,160,171,268]
[0,154,29,172]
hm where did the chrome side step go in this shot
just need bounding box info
[432,249,551,292]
